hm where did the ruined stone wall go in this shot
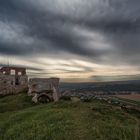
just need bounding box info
[28,78,60,101]
[0,67,60,101]
[28,78,59,91]
[0,70,28,96]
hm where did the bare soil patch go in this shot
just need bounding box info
[115,94,140,101]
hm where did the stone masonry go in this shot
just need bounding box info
[0,66,60,103]
[0,67,28,96]
[28,78,60,103]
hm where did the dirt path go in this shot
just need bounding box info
[72,109,88,139]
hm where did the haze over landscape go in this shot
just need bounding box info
[0,0,140,82]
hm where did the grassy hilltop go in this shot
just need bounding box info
[0,94,140,140]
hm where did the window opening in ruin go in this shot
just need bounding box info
[15,76,20,85]
[18,72,22,75]
[11,81,14,85]
[11,70,16,75]
[3,71,6,75]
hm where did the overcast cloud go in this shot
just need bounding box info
[0,0,140,82]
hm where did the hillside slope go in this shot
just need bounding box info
[0,94,140,140]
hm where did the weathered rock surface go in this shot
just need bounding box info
[28,78,60,103]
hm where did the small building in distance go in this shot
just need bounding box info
[0,66,28,96]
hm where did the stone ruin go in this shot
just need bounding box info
[0,67,28,96]
[28,78,60,103]
[0,66,60,103]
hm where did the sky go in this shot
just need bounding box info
[0,0,140,82]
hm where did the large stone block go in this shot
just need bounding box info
[28,78,60,103]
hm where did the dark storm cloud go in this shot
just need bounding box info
[0,0,94,56]
[0,0,140,65]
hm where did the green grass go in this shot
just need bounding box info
[0,94,140,140]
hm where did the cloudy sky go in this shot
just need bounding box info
[0,0,140,82]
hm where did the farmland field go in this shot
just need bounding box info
[115,94,140,101]
[113,94,140,106]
